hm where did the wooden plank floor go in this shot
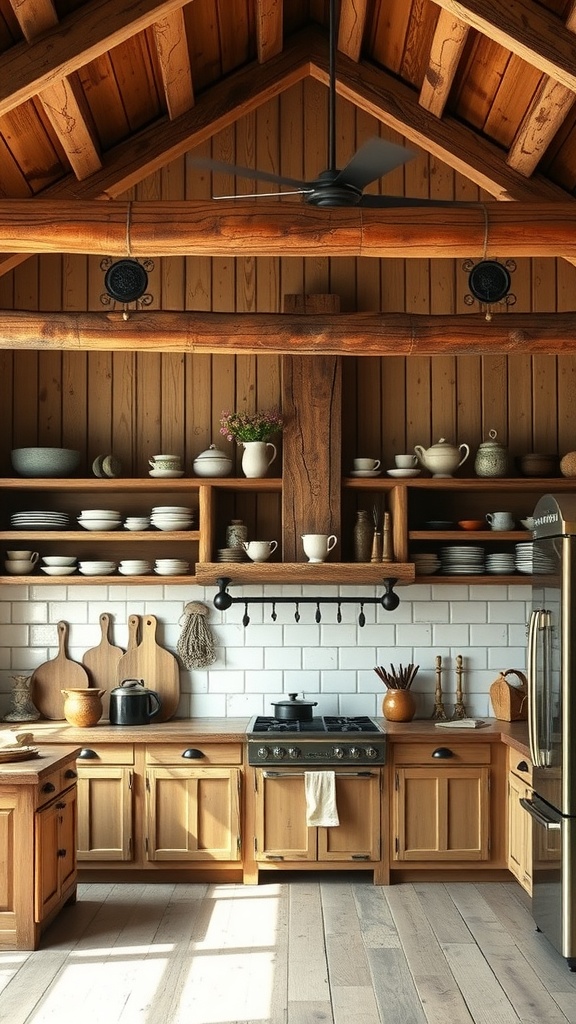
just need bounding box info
[1,877,575,1023]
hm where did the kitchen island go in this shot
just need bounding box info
[0,744,80,949]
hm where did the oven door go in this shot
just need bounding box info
[520,794,576,965]
[254,767,382,864]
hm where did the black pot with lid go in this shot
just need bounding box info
[271,693,318,722]
[109,678,162,726]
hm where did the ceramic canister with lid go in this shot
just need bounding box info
[474,429,509,478]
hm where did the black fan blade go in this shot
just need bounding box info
[189,156,307,191]
[333,137,413,192]
[359,194,475,208]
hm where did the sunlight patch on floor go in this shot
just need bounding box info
[172,950,279,1024]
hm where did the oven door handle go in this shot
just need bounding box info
[519,796,561,830]
[262,770,376,778]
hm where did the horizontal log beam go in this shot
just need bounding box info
[1,200,576,258]
[1,309,575,355]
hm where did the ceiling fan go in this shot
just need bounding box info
[193,0,457,209]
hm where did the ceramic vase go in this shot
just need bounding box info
[3,675,40,722]
[241,441,277,478]
[353,510,373,562]
[382,688,416,722]
[62,688,105,727]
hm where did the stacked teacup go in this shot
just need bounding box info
[5,550,39,574]
[148,454,183,478]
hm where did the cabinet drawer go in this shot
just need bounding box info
[393,742,492,766]
[75,743,134,765]
[36,764,78,807]
[508,747,532,784]
[146,742,243,766]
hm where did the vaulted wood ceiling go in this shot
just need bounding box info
[1,0,576,277]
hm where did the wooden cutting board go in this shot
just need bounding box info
[115,614,180,721]
[31,621,89,720]
[82,613,124,719]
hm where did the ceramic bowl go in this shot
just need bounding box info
[78,519,122,531]
[42,556,77,566]
[11,447,80,478]
[458,520,485,531]
[41,566,77,576]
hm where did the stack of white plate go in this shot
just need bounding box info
[118,559,152,576]
[11,510,70,530]
[124,516,150,531]
[154,559,190,576]
[217,547,248,562]
[440,545,485,575]
[78,560,117,575]
[412,552,441,575]
[485,552,515,574]
[515,541,556,574]
[150,506,195,531]
[78,509,122,531]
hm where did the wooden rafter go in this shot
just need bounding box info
[9,0,101,180]
[338,0,369,62]
[152,11,194,119]
[256,0,283,62]
[1,309,576,355]
[419,9,470,118]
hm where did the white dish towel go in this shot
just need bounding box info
[305,770,340,827]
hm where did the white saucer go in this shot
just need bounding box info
[149,469,184,478]
[386,468,421,478]
[350,470,381,478]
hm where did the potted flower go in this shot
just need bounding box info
[220,409,283,477]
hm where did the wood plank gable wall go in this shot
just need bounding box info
[0,88,575,476]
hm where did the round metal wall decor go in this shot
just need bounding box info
[103,258,149,302]
[467,259,513,304]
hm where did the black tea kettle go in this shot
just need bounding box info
[109,678,162,725]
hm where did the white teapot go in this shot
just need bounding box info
[414,438,470,478]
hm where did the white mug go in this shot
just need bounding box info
[6,550,39,563]
[301,533,337,563]
[395,454,418,469]
[486,512,514,531]
[243,540,278,562]
[354,458,381,471]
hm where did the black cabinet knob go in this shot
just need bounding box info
[42,781,56,793]
[78,748,98,759]
[431,747,454,759]
[517,760,529,772]
[65,768,78,778]
[181,748,205,759]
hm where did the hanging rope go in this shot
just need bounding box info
[177,601,217,669]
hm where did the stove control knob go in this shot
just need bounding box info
[349,746,361,759]
[365,746,379,759]
[287,746,301,759]
[257,746,270,760]
[332,746,345,759]
[272,746,286,759]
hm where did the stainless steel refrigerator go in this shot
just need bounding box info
[523,493,576,971]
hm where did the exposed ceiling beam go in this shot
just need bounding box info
[507,2,576,176]
[10,0,102,179]
[338,0,369,62]
[1,309,575,355]
[419,10,470,117]
[256,0,283,62]
[1,199,576,258]
[431,0,576,92]
[152,11,194,119]
[0,0,188,118]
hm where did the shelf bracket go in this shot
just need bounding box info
[212,576,400,626]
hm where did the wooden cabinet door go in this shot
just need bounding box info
[394,767,490,861]
[35,787,77,922]
[146,767,241,861]
[317,771,381,862]
[254,771,316,863]
[507,772,533,892]
[77,766,133,862]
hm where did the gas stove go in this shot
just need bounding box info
[246,715,386,766]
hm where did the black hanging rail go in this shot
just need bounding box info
[212,576,401,627]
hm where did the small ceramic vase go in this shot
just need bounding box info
[226,519,248,548]
[62,688,105,727]
[241,441,277,478]
[382,688,416,722]
[3,675,40,722]
[474,429,509,478]
[353,510,373,562]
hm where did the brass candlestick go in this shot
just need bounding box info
[452,654,467,718]
[431,655,447,720]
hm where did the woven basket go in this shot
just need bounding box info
[489,669,528,721]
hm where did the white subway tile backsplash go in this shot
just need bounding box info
[0,582,531,717]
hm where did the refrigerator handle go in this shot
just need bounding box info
[527,609,541,767]
[519,797,561,831]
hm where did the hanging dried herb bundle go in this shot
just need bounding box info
[374,663,419,690]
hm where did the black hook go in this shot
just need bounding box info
[294,602,300,623]
[315,602,322,623]
[358,601,366,628]
[381,577,400,612]
[214,576,233,611]
[242,603,250,627]
[337,601,342,623]
[271,601,277,622]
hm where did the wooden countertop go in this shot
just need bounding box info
[0,745,81,783]
[17,717,530,756]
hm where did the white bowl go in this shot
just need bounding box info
[149,469,184,478]
[152,506,193,513]
[41,566,77,576]
[78,519,122,531]
[154,567,188,575]
[80,510,122,518]
[78,566,116,576]
[118,567,151,576]
[42,556,77,566]
[78,561,116,570]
